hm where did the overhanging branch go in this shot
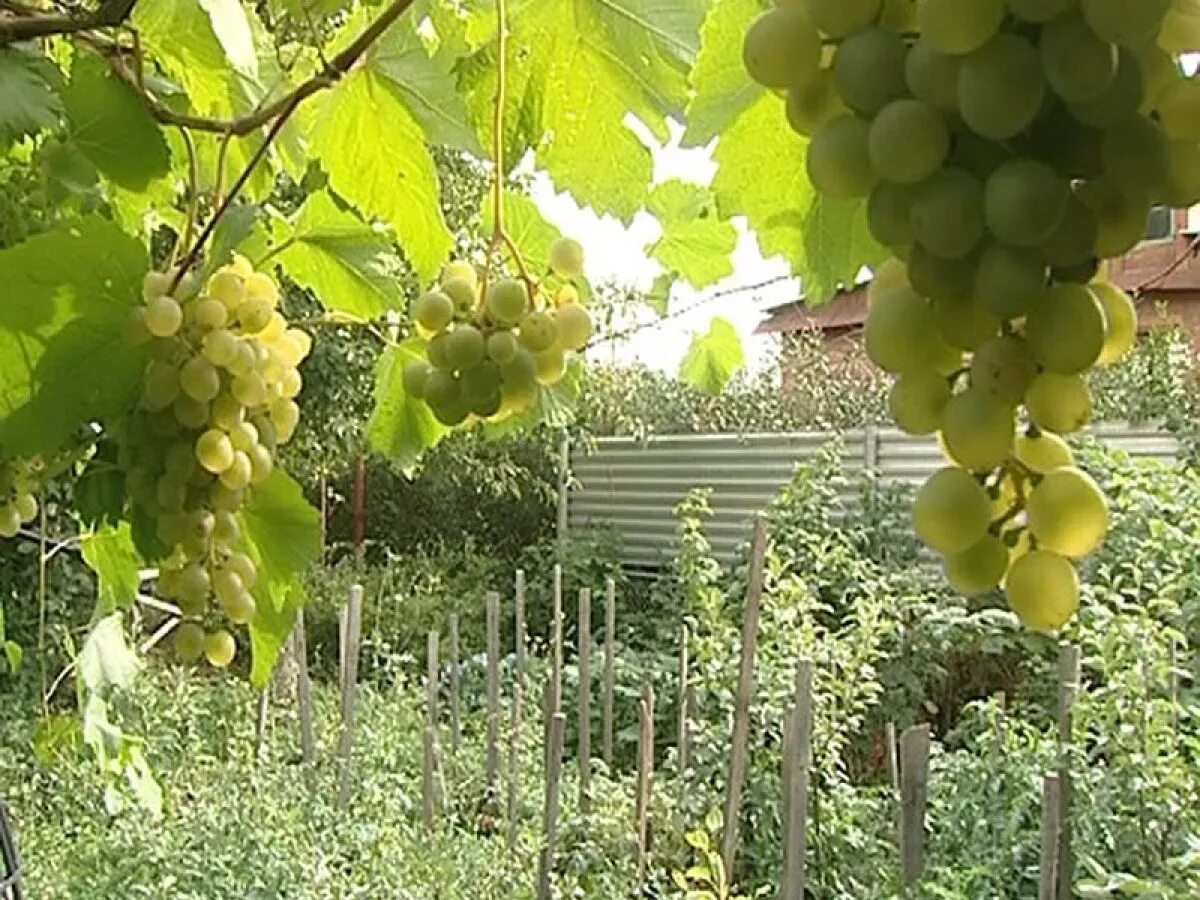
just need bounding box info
[0,0,138,44]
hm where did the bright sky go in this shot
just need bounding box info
[527,120,802,374]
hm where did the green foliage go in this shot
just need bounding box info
[647,179,737,289]
[80,523,142,615]
[680,317,745,394]
[367,338,450,467]
[0,47,63,145]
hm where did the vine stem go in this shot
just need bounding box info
[167,125,200,271]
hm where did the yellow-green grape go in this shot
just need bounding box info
[219,451,252,491]
[984,159,1069,247]
[259,312,287,344]
[142,271,173,302]
[1024,284,1106,374]
[485,279,529,326]
[806,115,878,200]
[0,504,19,538]
[211,484,243,512]
[869,100,950,185]
[274,329,312,368]
[424,370,467,426]
[1102,116,1170,196]
[1027,467,1109,558]
[221,589,257,625]
[442,260,479,290]
[958,33,1046,140]
[518,312,558,352]
[210,394,244,430]
[403,360,431,398]
[555,303,593,351]
[535,346,567,385]
[1091,282,1137,366]
[911,168,986,260]
[173,395,209,430]
[208,270,246,311]
[879,0,915,28]
[913,467,992,555]
[1040,13,1119,104]
[461,361,501,406]
[833,27,909,117]
[500,348,538,395]
[238,298,274,334]
[1015,431,1073,473]
[970,335,1037,406]
[174,623,207,662]
[1155,78,1200,142]
[905,39,961,114]
[868,182,918,252]
[940,389,1015,472]
[1068,49,1146,130]
[1007,0,1074,24]
[413,290,455,332]
[227,421,257,454]
[487,330,519,364]
[805,0,880,38]
[14,492,37,524]
[863,288,940,374]
[204,630,237,668]
[869,258,912,303]
[196,429,235,475]
[202,329,240,369]
[427,333,453,371]
[945,534,1009,597]
[1043,198,1099,270]
[279,368,303,400]
[142,360,180,411]
[786,70,847,137]
[1080,0,1171,48]
[445,325,486,369]
[889,371,951,436]
[245,272,279,307]
[270,398,300,444]
[1026,373,1092,434]
[974,244,1046,320]
[1005,551,1080,631]
[248,444,272,484]
[232,371,267,408]
[1077,177,1152,258]
[1163,139,1200,207]
[213,510,240,545]
[144,294,183,338]
[179,356,220,404]
[156,474,187,511]
[226,552,258,589]
[190,297,228,330]
[906,244,977,300]
[919,0,1005,54]
[441,277,477,317]
[213,567,244,604]
[743,6,821,90]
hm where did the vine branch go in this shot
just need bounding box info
[0,0,137,44]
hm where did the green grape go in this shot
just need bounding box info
[486,330,519,364]
[1081,0,1170,48]
[425,369,462,409]
[1091,282,1137,366]
[742,7,821,90]
[211,483,243,512]
[190,297,228,330]
[441,277,477,316]
[805,0,880,38]
[155,474,187,511]
[1024,284,1105,374]
[869,258,912,302]
[221,589,257,625]
[869,100,950,185]
[413,290,455,332]
[228,421,258,453]
[1076,177,1151,257]
[273,330,310,368]
[427,333,453,370]
[403,360,431,398]
[806,115,878,200]
[518,312,558,352]
[911,168,985,260]
[202,329,240,368]
[196,429,235,475]
[220,451,252,491]
[144,295,183,338]
[970,335,1037,405]
[155,512,187,546]
[1006,0,1073,24]
[1155,78,1200,142]
[1067,49,1145,129]
[470,390,503,418]
[919,0,1005,54]
[1040,13,1118,103]
[204,630,237,668]
[1101,116,1170,196]
[244,272,279,307]
[500,348,539,393]
[177,562,211,600]
[429,394,469,427]
[142,271,173,302]
[461,361,502,405]
[1042,198,1099,268]
[142,360,180,411]
[867,182,917,251]
[445,325,486,369]
[232,372,267,408]
[248,443,273,484]
[1162,139,1200,207]
[270,398,300,443]
[555,303,593,351]
[1027,467,1109,558]
[905,39,961,113]
[958,34,1046,140]
[1026,372,1092,434]
[912,467,992,555]
[486,279,529,325]
[173,394,209,430]
[442,260,479,291]
[213,510,240,544]
[1029,108,1105,181]
[931,293,999,351]
[210,394,244,430]
[889,371,951,435]
[1015,431,1073,473]
[535,346,567,385]
[150,409,181,438]
[208,270,246,310]
[226,552,257,589]
[174,623,207,662]
[940,389,1015,471]
[179,356,220,403]
[863,287,940,374]
[945,535,1008,597]
[14,492,37,524]
[785,70,847,137]
[279,368,303,399]
[0,504,19,538]
[238,298,274,334]
[974,244,1046,320]
[225,341,258,378]
[906,244,977,300]
[1005,551,1080,631]
[985,160,1069,248]
[833,28,908,117]
[947,127,1010,179]
[1138,45,1176,114]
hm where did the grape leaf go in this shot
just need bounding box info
[240,469,322,687]
[81,523,143,616]
[683,0,763,146]
[646,180,737,288]
[78,614,142,694]
[312,70,453,281]
[74,445,126,529]
[0,47,63,144]
[197,0,259,79]
[277,191,406,317]
[481,189,563,271]
[62,54,171,191]
[646,274,674,317]
[367,339,449,467]
[680,316,744,394]
[0,216,149,457]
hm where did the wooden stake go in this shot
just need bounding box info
[536,712,566,900]
[293,609,315,768]
[1057,645,1081,900]
[448,613,461,752]
[427,630,440,728]
[335,584,364,810]
[577,587,592,813]
[1040,773,1062,900]
[507,679,524,852]
[721,515,768,878]
[337,603,348,695]
[602,577,616,768]
[423,726,437,830]
[515,569,527,686]
[486,590,501,791]
[678,625,691,775]
[899,724,931,887]
[781,659,813,900]
[885,723,899,793]
[635,681,655,884]
[545,564,564,765]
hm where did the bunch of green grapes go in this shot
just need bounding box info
[744,0,1193,630]
[121,255,311,668]
[402,237,593,425]
[0,457,42,538]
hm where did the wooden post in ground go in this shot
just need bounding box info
[337,603,348,695]
[423,630,440,826]
[427,630,440,727]
[545,564,564,766]
[423,727,437,830]
[1057,645,1081,900]
[335,584,364,810]
[602,577,616,768]
[678,625,691,774]
[1040,774,1063,900]
[899,724,931,888]
[486,591,501,792]
[515,569,527,686]
[781,659,814,900]
[577,587,593,814]
[448,613,461,752]
[635,681,655,884]
[885,723,899,793]
[536,712,566,900]
[721,515,768,879]
[292,609,315,768]
[507,679,524,852]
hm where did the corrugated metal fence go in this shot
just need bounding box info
[566,425,1180,571]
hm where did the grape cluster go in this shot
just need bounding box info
[744,0,1195,629]
[121,256,311,668]
[0,458,41,538]
[404,238,593,425]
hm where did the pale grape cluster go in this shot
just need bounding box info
[744,0,1196,630]
[403,238,593,425]
[0,458,41,538]
[121,256,311,668]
